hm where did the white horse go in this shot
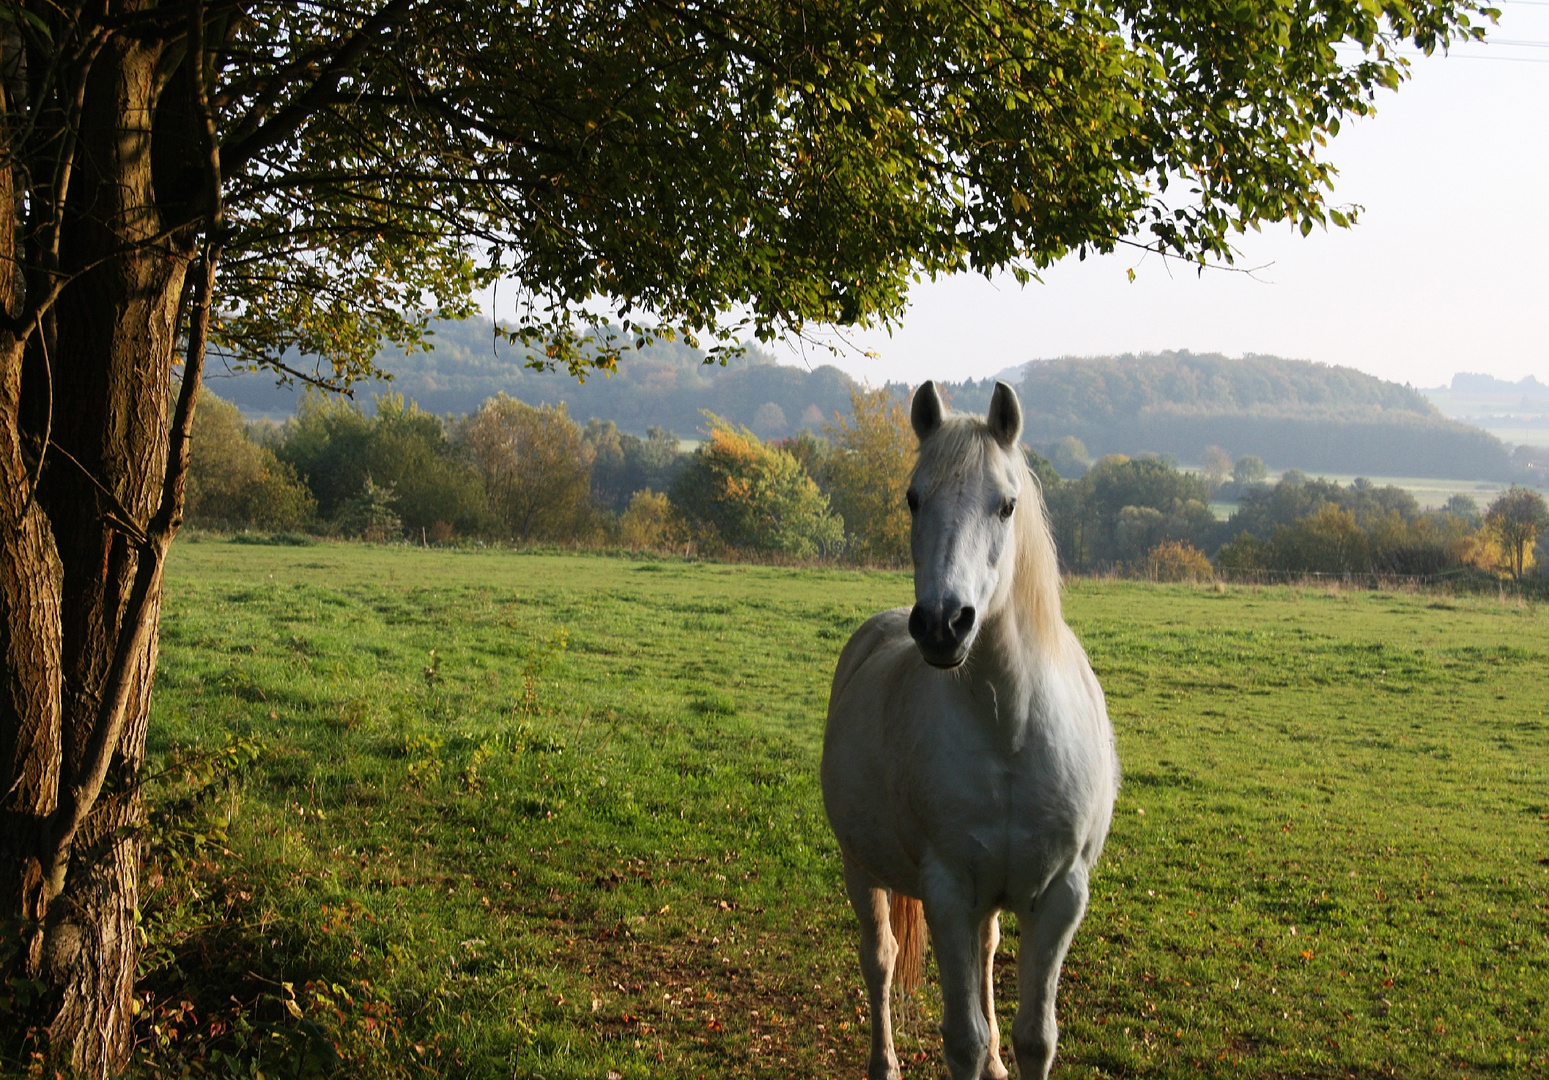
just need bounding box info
[822,381,1118,1080]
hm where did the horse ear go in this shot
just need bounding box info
[986,382,1022,448]
[911,381,944,441]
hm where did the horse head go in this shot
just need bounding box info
[905,380,1025,669]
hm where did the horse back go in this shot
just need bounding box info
[829,606,912,708]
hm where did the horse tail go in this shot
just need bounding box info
[889,893,926,994]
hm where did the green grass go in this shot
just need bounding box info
[138,540,1549,1078]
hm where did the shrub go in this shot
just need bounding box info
[335,476,402,541]
[619,489,675,550]
[671,417,843,559]
[1141,540,1214,582]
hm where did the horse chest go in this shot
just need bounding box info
[907,697,1096,893]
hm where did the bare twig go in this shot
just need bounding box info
[41,441,148,546]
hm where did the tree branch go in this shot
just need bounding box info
[221,0,417,181]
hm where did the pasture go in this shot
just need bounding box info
[140,541,1549,1078]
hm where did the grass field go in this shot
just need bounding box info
[137,540,1549,1078]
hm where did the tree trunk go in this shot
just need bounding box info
[1,23,191,1077]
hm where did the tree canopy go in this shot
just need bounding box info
[10,0,1496,387]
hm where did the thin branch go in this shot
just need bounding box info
[239,357,357,396]
[221,0,417,181]
[14,312,52,528]
[42,440,150,547]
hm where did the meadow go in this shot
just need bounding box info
[138,540,1549,1078]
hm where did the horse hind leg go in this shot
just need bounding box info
[1012,866,1091,1080]
[979,912,1009,1080]
[842,854,901,1080]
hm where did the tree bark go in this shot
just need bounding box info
[1,18,193,1076]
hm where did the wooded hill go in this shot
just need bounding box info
[1007,352,1512,480]
[214,325,1513,479]
[210,316,853,439]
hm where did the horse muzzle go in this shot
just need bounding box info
[908,601,977,669]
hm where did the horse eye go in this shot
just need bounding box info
[999,498,1017,520]
[906,490,920,515]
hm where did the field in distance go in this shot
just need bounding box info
[141,542,1549,1078]
[1204,472,1519,521]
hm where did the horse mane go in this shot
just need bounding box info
[916,415,1065,654]
[1013,459,1067,652]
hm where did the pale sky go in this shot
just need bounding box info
[489,6,1549,390]
[835,5,1549,390]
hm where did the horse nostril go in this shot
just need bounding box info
[908,605,928,643]
[950,606,977,640]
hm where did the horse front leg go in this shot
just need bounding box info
[1012,866,1091,1080]
[921,883,994,1080]
[842,854,900,1080]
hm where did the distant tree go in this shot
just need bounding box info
[824,387,916,565]
[779,431,833,487]
[582,419,630,509]
[585,421,689,512]
[186,391,314,530]
[1270,504,1368,574]
[630,428,689,499]
[1023,449,1065,496]
[1443,494,1482,526]
[1082,455,1217,566]
[1485,487,1549,580]
[1234,456,1269,485]
[278,394,486,534]
[1203,446,1234,489]
[1039,453,1217,571]
[1046,436,1092,479]
[464,396,595,542]
[335,477,404,542]
[752,402,790,438]
[1114,506,1168,566]
[671,419,843,559]
[1216,532,1271,572]
[1229,474,1347,540]
[1364,509,1453,576]
[1341,481,1419,528]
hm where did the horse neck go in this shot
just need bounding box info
[973,512,1065,719]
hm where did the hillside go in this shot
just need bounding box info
[1421,373,1549,451]
[1013,352,1512,479]
[211,328,1514,480]
[209,316,855,438]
